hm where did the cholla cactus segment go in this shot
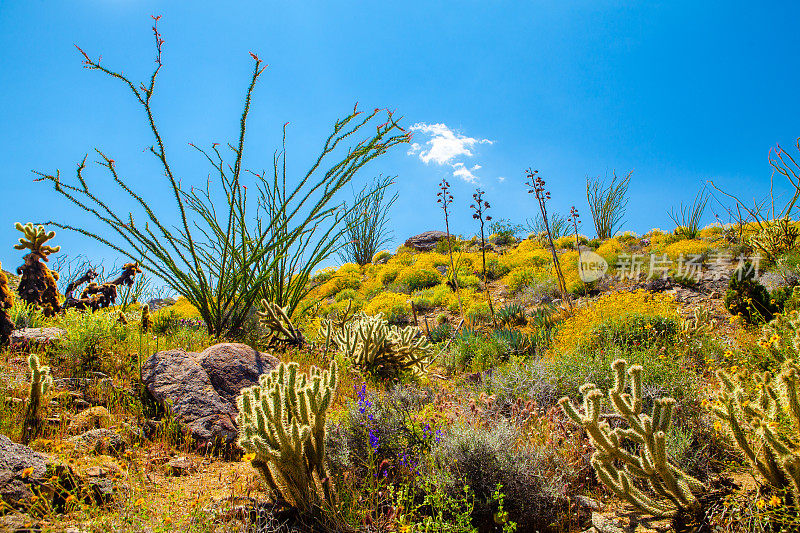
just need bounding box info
[14,222,60,260]
[320,311,432,377]
[258,299,305,348]
[237,360,338,512]
[750,218,799,261]
[713,361,800,506]
[760,310,800,355]
[22,354,53,444]
[559,359,704,517]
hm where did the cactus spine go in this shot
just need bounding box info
[560,359,704,517]
[0,262,14,346]
[258,299,305,348]
[321,312,432,377]
[21,354,53,445]
[237,360,338,513]
[713,362,800,506]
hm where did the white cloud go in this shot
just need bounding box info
[407,122,493,182]
[497,176,506,183]
[452,162,479,183]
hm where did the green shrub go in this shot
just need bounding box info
[397,268,441,292]
[447,331,509,373]
[588,314,680,351]
[54,309,130,375]
[466,301,492,324]
[334,288,359,302]
[724,262,774,324]
[427,323,453,344]
[426,420,572,532]
[485,257,510,281]
[435,236,463,254]
[496,303,526,327]
[152,308,180,336]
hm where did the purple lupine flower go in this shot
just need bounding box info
[369,428,379,451]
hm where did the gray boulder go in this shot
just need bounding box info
[404,231,449,251]
[0,434,48,508]
[10,327,66,346]
[141,343,279,447]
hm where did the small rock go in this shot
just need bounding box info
[592,512,627,533]
[709,290,721,299]
[403,231,449,252]
[0,513,39,532]
[68,406,112,435]
[10,327,66,346]
[0,435,48,509]
[68,428,126,457]
[166,456,196,476]
[574,495,603,511]
[74,399,90,410]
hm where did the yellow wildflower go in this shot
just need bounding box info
[756,499,766,509]
[769,495,781,507]
[242,452,256,462]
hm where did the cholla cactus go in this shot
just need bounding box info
[237,361,338,513]
[321,312,432,377]
[14,222,61,316]
[560,359,704,516]
[21,354,54,444]
[0,262,14,346]
[258,299,305,348]
[713,362,800,506]
[14,222,61,259]
[760,310,800,355]
[750,218,799,261]
[140,304,153,332]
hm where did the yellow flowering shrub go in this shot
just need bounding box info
[395,267,442,291]
[499,239,550,271]
[552,290,679,354]
[661,239,710,260]
[316,265,362,298]
[169,297,202,318]
[363,292,410,323]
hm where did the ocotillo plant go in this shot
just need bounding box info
[36,18,409,338]
[560,359,704,517]
[525,170,569,304]
[0,262,13,346]
[22,354,53,445]
[237,361,339,514]
[471,188,497,327]
[713,362,800,506]
[437,179,463,318]
[14,222,61,316]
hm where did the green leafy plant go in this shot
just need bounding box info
[560,359,705,517]
[586,170,632,239]
[724,262,775,324]
[237,361,338,514]
[526,212,568,240]
[495,303,526,327]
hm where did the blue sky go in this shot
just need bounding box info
[1,1,799,275]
